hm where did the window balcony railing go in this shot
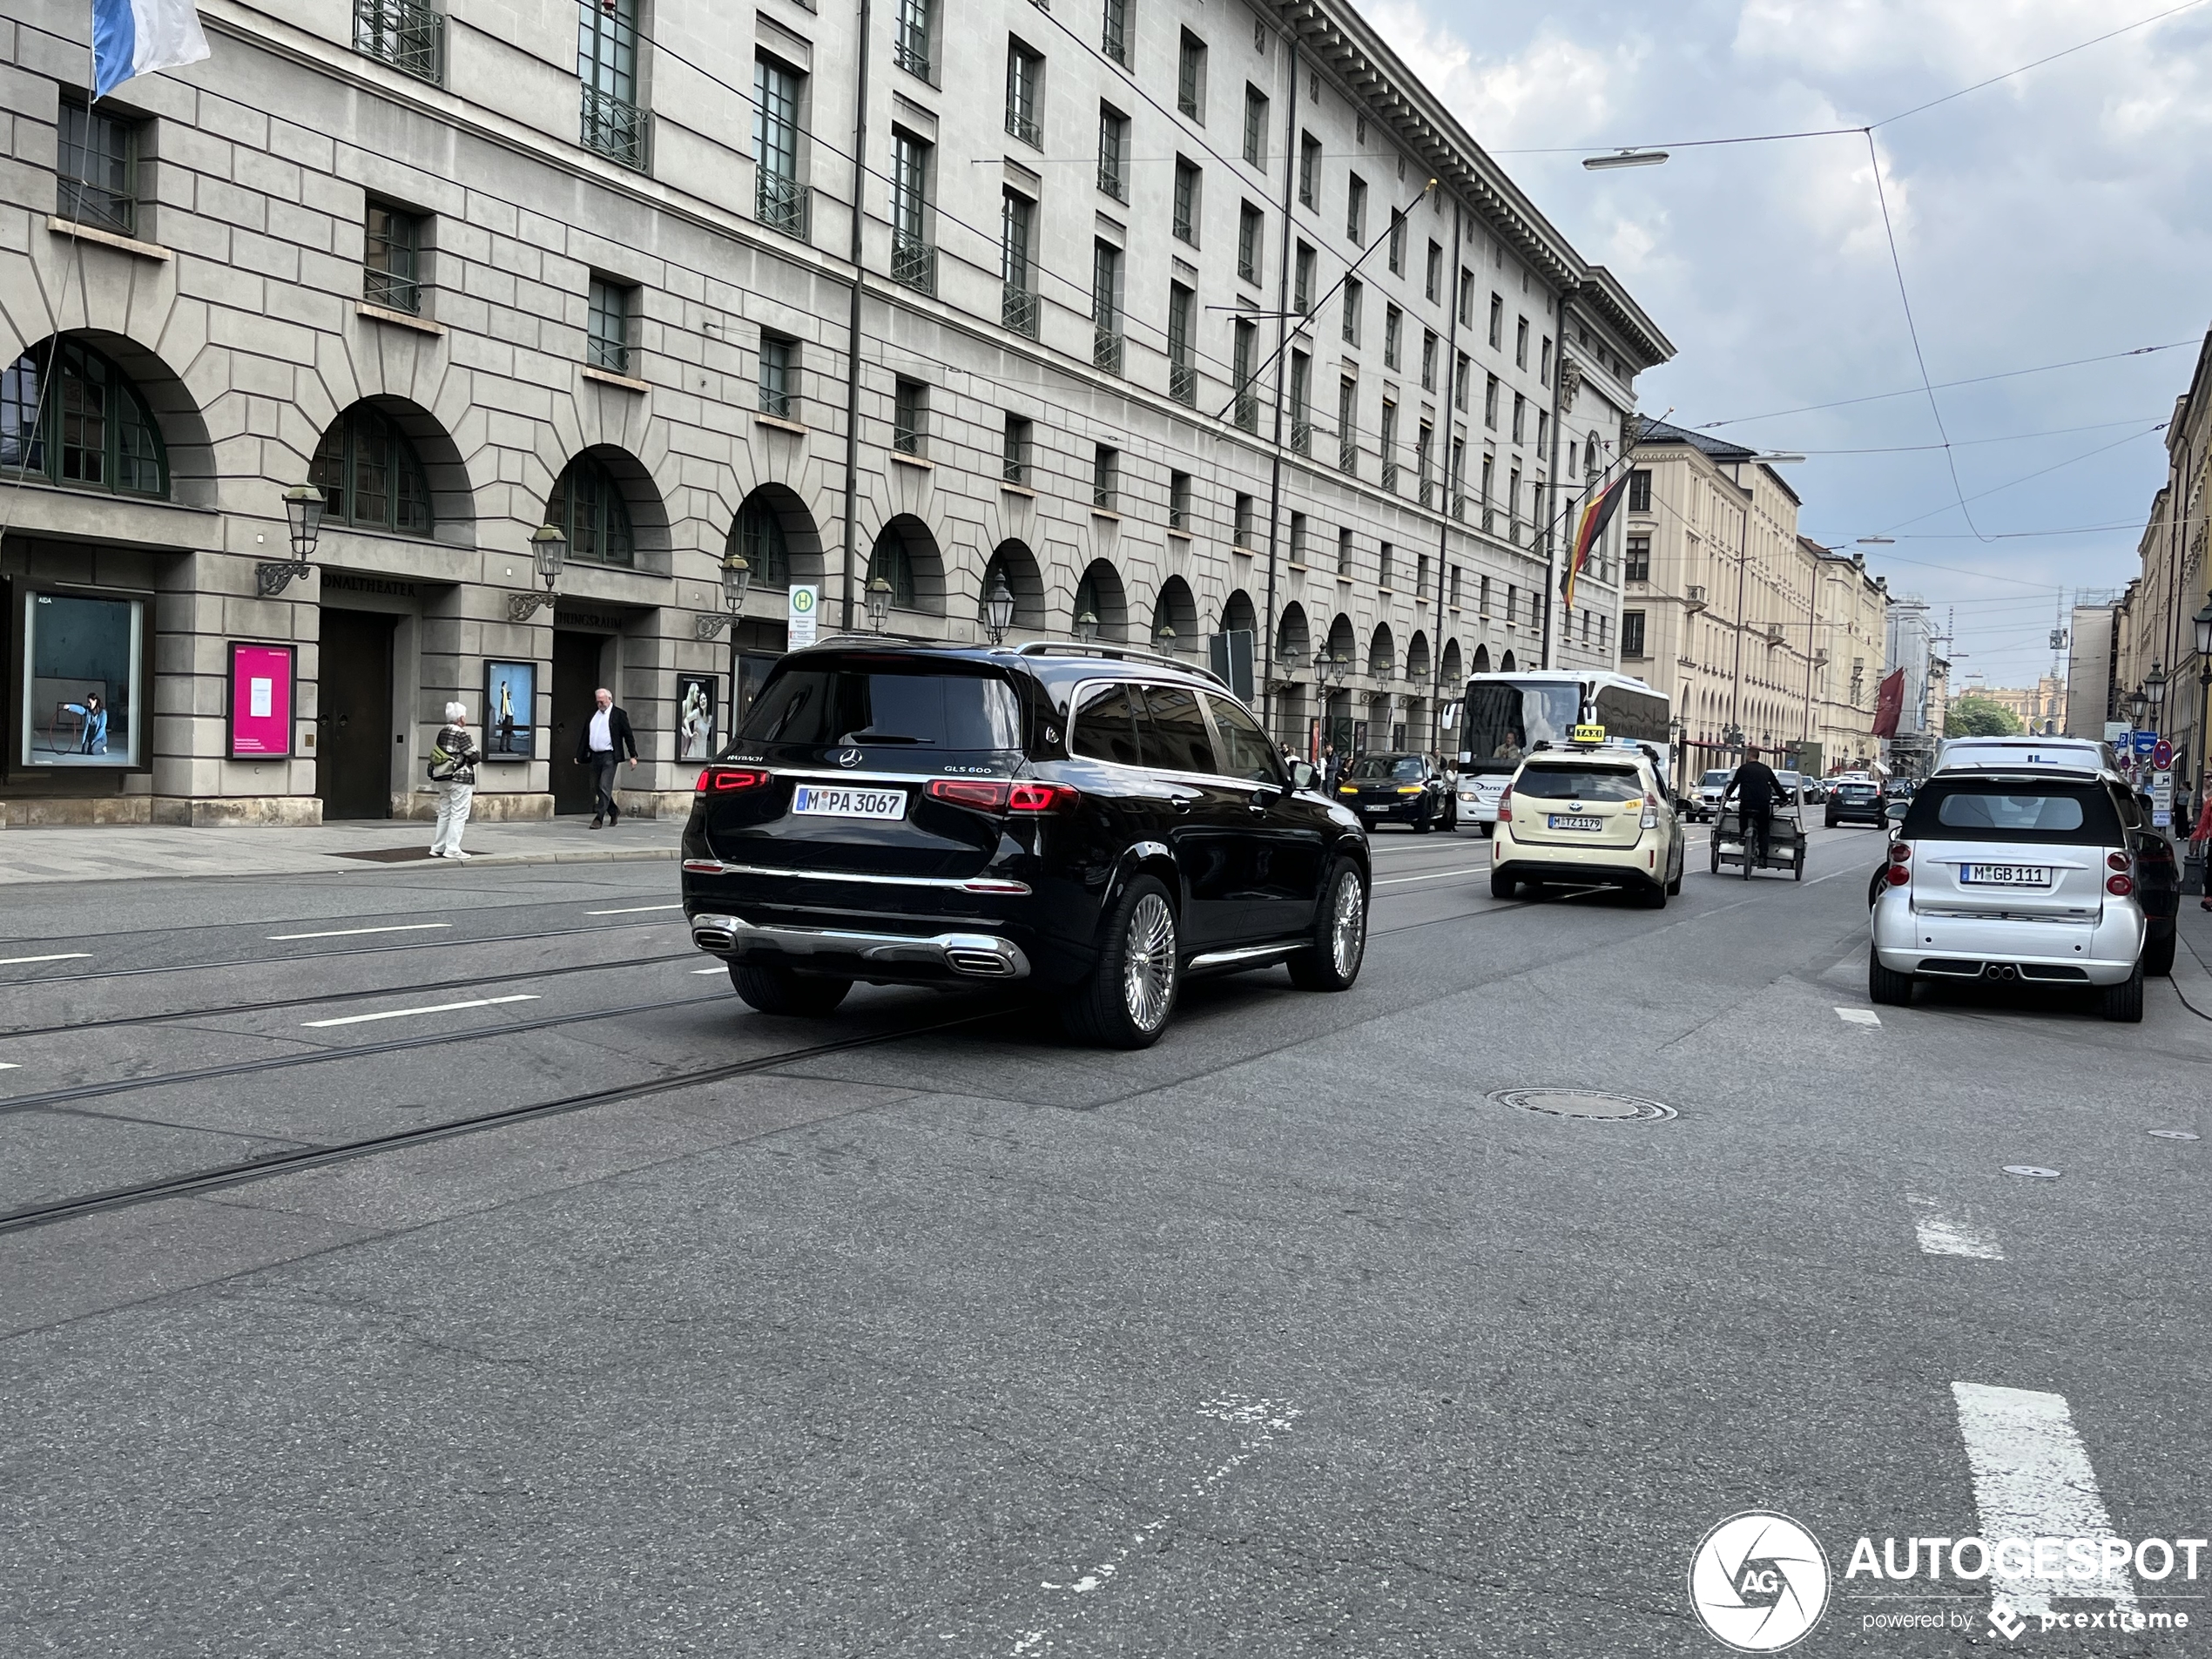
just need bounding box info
[363,267,421,315]
[1097,160,1128,203]
[582,88,650,172]
[894,30,932,79]
[1381,461,1399,494]
[1291,419,1312,456]
[1006,107,1042,148]
[891,233,935,295]
[587,334,631,375]
[1169,363,1197,406]
[1419,480,1434,510]
[1093,325,1123,375]
[1235,390,1259,433]
[757,172,811,240]
[1339,433,1357,473]
[58,178,133,237]
[354,0,443,84]
[1002,283,1040,338]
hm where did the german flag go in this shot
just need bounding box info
[1560,473,1629,613]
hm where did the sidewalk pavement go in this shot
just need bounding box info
[2172,898,2212,1022]
[0,813,684,886]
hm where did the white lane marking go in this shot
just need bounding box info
[267,923,452,941]
[0,952,93,966]
[1836,1007,1882,1026]
[0,1062,17,1071]
[1951,1382,2137,1617]
[1375,866,1492,885]
[302,994,539,1028]
[691,967,725,974]
[586,903,685,914]
[1915,1214,2004,1259]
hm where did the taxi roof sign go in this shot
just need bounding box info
[1571,723,1607,745]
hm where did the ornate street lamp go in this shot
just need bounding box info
[1154,624,1177,655]
[508,523,568,621]
[693,551,752,639]
[2146,662,2167,720]
[2125,685,2149,725]
[984,577,1016,645]
[866,575,893,633]
[257,483,326,597]
[2195,601,2212,666]
[1074,609,1099,644]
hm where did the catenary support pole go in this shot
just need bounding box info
[838,0,875,631]
[1258,35,1299,744]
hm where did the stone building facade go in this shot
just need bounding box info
[0,0,1667,826]
[1806,540,1889,774]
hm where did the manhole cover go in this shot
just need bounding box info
[2148,1130,2200,1142]
[2003,1165,2061,1179]
[1493,1088,1676,1122]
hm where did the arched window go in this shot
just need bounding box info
[547,455,634,566]
[0,336,166,496]
[730,496,791,589]
[310,404,431,534]
[869,528,915,608]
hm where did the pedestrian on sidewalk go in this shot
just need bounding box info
[2193,790,2212,913]
[577,686,638,828]
[428,701,480,860]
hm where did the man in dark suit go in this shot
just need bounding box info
[576,685,638,827]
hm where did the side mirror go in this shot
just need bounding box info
[1885,800,1909,823]
[1290,760,1318,792]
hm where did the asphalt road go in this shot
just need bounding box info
[2,824,2206,1657]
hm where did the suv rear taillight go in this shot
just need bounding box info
[925,779,1080,813]
[696,766,769,793]
[1008,781,1078,813]
[1496,786,1513,823]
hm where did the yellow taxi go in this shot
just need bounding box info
[1488,727,1685,908]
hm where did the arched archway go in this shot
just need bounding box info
[981,539,1046,631]
[1150,576,1198,652]
[1500,649,1517,672]
[1441,639,1462,685]
[1276,601,1311,669]
[868,513,946,615]
[3,334,174,502]
[547,444,670,566]
[1325,612,1357,667]
[311,398,472,540]
[727,482,825,590]
[1220,589,1258,640]
[1406,631,1431,685]
[1367,623,1395,681]
[1470,643,1490,675]
[1074,558,1128,641]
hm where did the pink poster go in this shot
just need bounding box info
[228,643,294,758]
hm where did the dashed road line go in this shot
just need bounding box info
[1375,866,1492,885]
[1952,1382,2138,1617]
[1915,1214,2004,1259]
[585,903,685,915]
[1837,1007,1882,1026]
[302,994,540,1028]
[0,953,93,966]
[267,923,452,941]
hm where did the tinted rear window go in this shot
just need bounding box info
[1350,755,1425,781]
[1514,765,1642,801]
[741,665,1023,748]
[1904,782,2120,846]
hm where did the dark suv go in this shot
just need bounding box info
[1335,752,1456,832]
[680,640,1372,1047]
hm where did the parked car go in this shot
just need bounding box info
[681,640,1372,1049]
[1336,752,1456,832]
[1490,743,1685,906]
[1826,777,1889,827]
[1869,768,2148,1021]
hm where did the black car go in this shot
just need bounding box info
[2127,789,2180,976]
[680,639,1372,1048]
[1826,778,1888,827]
[1335,752,1456,832]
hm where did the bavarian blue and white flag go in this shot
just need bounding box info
[91,0,211,100]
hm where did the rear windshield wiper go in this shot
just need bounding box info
[837,731,927,745]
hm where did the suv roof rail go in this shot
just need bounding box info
[1015,639,1227,686]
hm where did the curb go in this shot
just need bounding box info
[2169,925,2212,1022]
[0,844,682,888]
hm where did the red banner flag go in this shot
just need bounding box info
[1872,668,1906,738]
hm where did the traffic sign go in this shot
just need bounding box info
[2153,738,2175,770]
[2133,730,2159,758]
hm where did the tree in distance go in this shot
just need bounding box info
[1946,696,2027,738]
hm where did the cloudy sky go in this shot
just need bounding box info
[1364,0,2212,687]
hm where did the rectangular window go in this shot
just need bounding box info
[1345,173,1366,242]
[1336,525,1353,575]
[889,130,934,292]
[754,57,807,236]
[1005,41,1042,146]
[1625,533,1651,582]
[1379,541,1394,589]
[1507,465,1521,540]
[1244,86,1269,166]
[1458,266,1473,327]
[1540,336,1553,387]
[1290,351,1311,454]
[893,377,927,455]
[1387,208,1406,273]
[1515,315,1529,368]
[1450,566,1463,609]
[354,0,447,84]
[1234,492,1257,550]
[1535,408,1548,453]
[1003,414,1032,484]
[57,98,138,235]
[1238,201,1264,284]
[894,0,934,78]
[1453,352,1470,413]
[1101,0,1130,66]
[1421,330,1437,391]
[1483,374,1499,429]
[579,0,647,169]
[1480,453,1494,529]
[1512,392,1525,444]
[1622,610,1646,657]
[1426,240,1441,302]
[1341,277,1361,347]
[1488,293,1502,349]
[1479,573,1490,617]
[1167,282,1196,405]
[1416,421,1434,508]
[1298,132,1321,208]
[759,334,796,420]
[1093,443,1119,511]
[1449,437,1467,520]
[1290,511,1308,566]
[1172,158,1200,244]
[1097,105,1130,202]
[1379,401,1399,492]
[1383,305,1401,370]
[1338,376,1358,473]
[1416,551,1429,597]
[1294,242,1315,314]
[1233,320,1259,431]
[1178,30,1206,120]
[19,590,145,767]
[363,201,422,314]
[1091,239,1123,373]
[1170,469,1193,532]
[1001,192,1039,336]
[1628,468,1652,511]
[586,275,632,373]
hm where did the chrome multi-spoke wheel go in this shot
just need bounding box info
[1329,871,1366,980]
[1289,858,1367,992]
[1121,892,1177,1034]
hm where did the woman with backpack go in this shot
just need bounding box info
[428,701,480,860]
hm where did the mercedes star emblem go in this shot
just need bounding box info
[836,748,863,767]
